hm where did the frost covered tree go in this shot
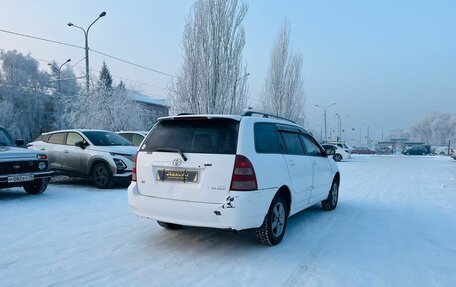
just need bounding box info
[48,61,79,96]
[260,23,305,122]
[169,0,249,114]
[98,61,113,91]
[411,113,456,145]
[0,50,50,140]
[64,63,146,131]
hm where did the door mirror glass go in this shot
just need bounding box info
[74,140,87,149]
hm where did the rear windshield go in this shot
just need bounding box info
[141,118,239,154]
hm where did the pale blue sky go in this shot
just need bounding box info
[1,0,455,142]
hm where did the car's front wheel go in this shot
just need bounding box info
[23,178,49,195]
[91,162,114,189]
[321,179,339,211]
[256,193,288,246]
[333,154,342,162]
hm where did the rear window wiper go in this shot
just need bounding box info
[154,148,187,161]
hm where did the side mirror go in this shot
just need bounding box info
[75,141,87,149]
[15,139,25,147]
[325,148,335,156]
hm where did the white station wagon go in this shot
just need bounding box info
[128,112,340,245]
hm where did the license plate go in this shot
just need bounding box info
[7,174,34,183]
[156,169,198,183]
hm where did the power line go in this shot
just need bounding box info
[90,49,177,78]
[0,28,84,49]
[35,57,168,91]
[0,28,177,78]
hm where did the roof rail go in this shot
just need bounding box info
[241,110,296,123]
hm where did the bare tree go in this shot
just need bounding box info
[410,113,456,145]
[261,23,305,122]
[169,0,249,115]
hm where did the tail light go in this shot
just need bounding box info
[132,153,138,181]
[230,155,257,191]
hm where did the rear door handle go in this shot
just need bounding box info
[40,148,46,151]
[64,150,69,153]
[288,159,295,166]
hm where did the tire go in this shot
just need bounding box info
[157,221,181,230]
[333,154,342,162]
[440,152,445,156]
[256,193,289,246]
[23,178,49,195]
[91,162,114,189]
[321,179,339,211]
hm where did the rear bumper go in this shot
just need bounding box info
[128,182,277,231]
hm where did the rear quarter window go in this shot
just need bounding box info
[48,133,67,145]
[141,118,239,154]
[254,123,283,154]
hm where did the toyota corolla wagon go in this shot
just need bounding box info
[128,111,340,245]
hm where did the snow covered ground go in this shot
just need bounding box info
[1,155,456,286]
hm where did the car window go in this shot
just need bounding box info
[131,134,145,146]
[301,134,323,156]
[119,133,133,142]
[0,128,15,146]
[48,133,67,145]
[34,134,51,143]
[281,132,305,155]
[142,118,239,154]
[83,131,134,146]
[66,132,84,146]
[254,123,283,154]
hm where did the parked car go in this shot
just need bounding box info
[117,131,148,146]
[0,127,52,194]
[375,146,393,155]
[352,146,376,154]
[432,146,454,156]
[28,130,137,188]
[326,141,353,153]
[128,112,340,246]
[322,144,351,162]
[402,145,431,155]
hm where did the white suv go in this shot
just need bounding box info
[128,112,340,245]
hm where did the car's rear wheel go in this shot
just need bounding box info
[321,179,339,211]
[91,162,114,189]
[23,178,49,195]
[157,221,181,230]
[256,193,288,246]
[333,154,342,162]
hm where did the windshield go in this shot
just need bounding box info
[83,131,134,146]
[141,118,239,154]
[0,128,15,146]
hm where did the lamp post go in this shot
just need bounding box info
[230,72,250,114]
[49,59,71,93]
[68,11,106,93]
[315,102,336,141]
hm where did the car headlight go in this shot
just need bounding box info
[110,152,134,162]
[113,158,127,170]
[38,162,47,170]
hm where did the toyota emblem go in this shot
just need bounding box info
[13,164,21,169]
[172,158,183,167]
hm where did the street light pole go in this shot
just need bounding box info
[48,59,71,93]
[315,103,336,141]
[68,11,106,93]
[334,113,341,141]
[231,72,250,114]
[58,59,71,92]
